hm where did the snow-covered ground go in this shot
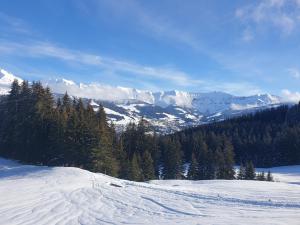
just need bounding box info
[0,158,299,225]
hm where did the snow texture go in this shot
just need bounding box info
[0,158,299,225]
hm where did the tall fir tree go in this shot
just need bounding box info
[237,163,246,180]
[245,161,256,180]
[162,138,183,179]
[187,153,199,180]
[267,170,274,182]
[141,150,155,181]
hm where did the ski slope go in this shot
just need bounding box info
[0,158,299,225]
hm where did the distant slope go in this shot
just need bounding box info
[0,158,299,225]
[172,105,300,167]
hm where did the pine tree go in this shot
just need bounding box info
[130,153,143,181]
[90,141,118,176]
[141,150,155,181]
[197,138,211,180]
[267,170,274,182]
[237,163,246,180]
[215,148,226,179]
[1,79,21,158]
[187,153,199,180]
[162,138,183,179]
[245,161,256,180]
[222,138,235,179]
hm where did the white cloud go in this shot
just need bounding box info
[288,68,300,79]
[236,0,299,35]
[79,0,202,51]
[281,89,300,102]
[274,14,295,34]
[0,40,202,87]
[0,39,266,96]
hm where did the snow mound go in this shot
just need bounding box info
[0,158,300,224]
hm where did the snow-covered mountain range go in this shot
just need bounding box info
[0,69,283,133]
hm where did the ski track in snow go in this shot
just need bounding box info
[0,158,300,225]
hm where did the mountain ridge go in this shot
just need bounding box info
[42,74,282,110]
[0,69,284,133]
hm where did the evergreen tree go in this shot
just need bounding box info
[187,153,199,180]
[221,138,235,179]
[162,138,182,179]
[267,171,274,182]
[245,161,256,180]
[197,138,211,180]
[90,141,118,176]
[141,150,155,181]
[237,163,246,180]
[0,79,21,158]
[130,153,143,181]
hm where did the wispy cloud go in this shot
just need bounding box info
[0,39,264,96]
[73,0,279,90]
[77,0,202,51]
[134,8,202,51]
[0,40,203,87]
[288,68,300,79]
[0,3,267,96]
[236,0,300,36]
[0,12,31,35]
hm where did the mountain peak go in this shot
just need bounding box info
[0,69,23,84]
[0,69,23,95]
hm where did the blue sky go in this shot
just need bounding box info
[1,0,300,97]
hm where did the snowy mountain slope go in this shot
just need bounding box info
[191,91,281,114]
[88,99,203,133]
[0,69,284,133]
[0,69,23,95]
[87,97,282,133]
[44,77,281,112]
[0,158,300,225]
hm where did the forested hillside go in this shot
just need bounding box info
[173,104,300,167]
[0,80,298,182]
[0,80,237,181]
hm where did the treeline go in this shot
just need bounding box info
[237,161,273,182]
[173,104,300,167]
[0,80,237,181]
[0,80,121,176]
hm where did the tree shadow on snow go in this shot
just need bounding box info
[0,157,54,179]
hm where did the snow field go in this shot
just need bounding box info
[0,158,299,225]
